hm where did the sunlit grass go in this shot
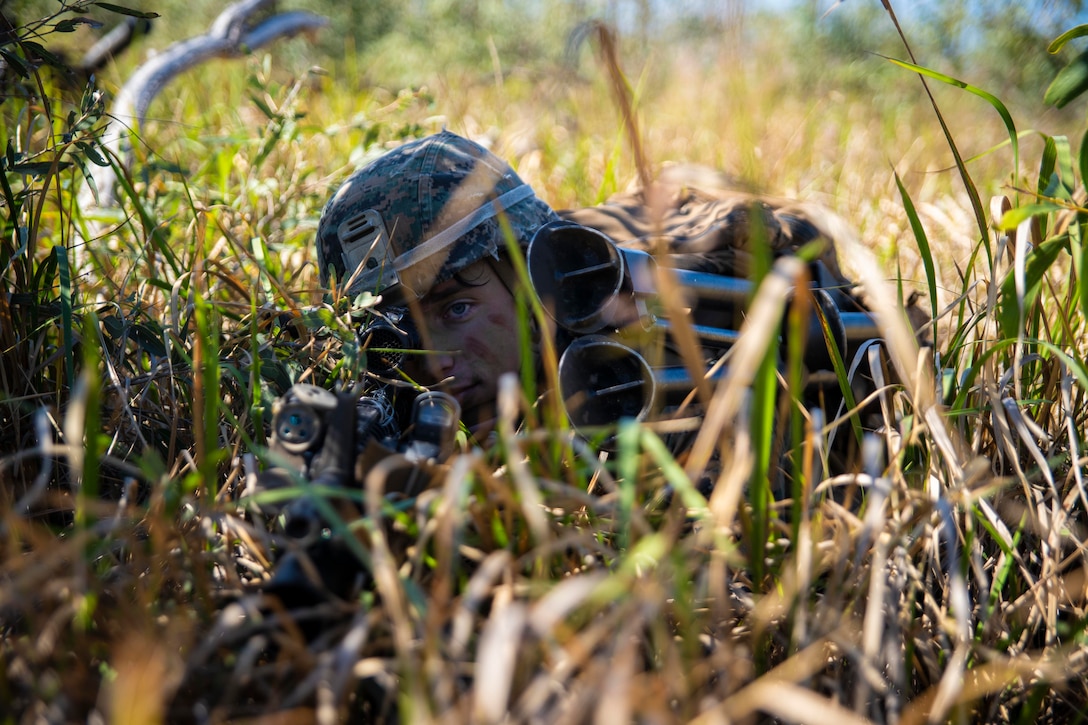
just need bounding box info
[1,3,1086,723]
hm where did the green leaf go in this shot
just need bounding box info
[32,246,59,300]
[894,171,938,322]
[75,141,109,167]
[92,3,160,19]
[0,48,29,79]
[1079,222,1088,326]
[71,155,100,206]
[997,235,1068,340]
[132,323,168,358]
[55,18,102,33]
[997,203,1065,231]
[882,55,992,264]
[0,151,19,216]
[101,315,124,338]
[259,353,293,393]
[1045,47,1088,108]
[887,57,1018,186]
[58,247,76,394]
[11,161,72,175]
[248,93,276,121]
[1054,135,1077,199]
[21,41,66,69]
[1080,126,1088,194]
[1048,24,1088,54]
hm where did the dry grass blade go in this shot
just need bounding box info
[687,255,804,476]
[473,598,527,723]
[583,20,652,193]
[591,612,641,723]
[103,631,186,725]
[498,372,550,543]
[1061,372,1088,511]
[693,640,871,725]
[527,571,608,637]
[4,3,1088,723]
[450,550,513,659]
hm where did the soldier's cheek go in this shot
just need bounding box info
[486,310,518,332]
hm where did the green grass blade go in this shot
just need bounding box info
[56,243,75,392]
[1045,46,1088,108]
[616,418,640,553]
[885,57,1019,181]
[997,203,1066,231]
[75,311,102,530]
[881,52,997,263]
[1047,24,1088,54]
[1053,134,1078,199]
[996,233,1067,341]
[894,171,938,322]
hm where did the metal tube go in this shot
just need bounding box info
[841,311,880,346]
[612,244,752,305]
[531,219,881,377]
[528,221,630,333]
[557,336,729,438]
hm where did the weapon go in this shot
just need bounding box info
[254,315,460,607]
[527,220,879,437]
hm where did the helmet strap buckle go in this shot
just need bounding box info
[338,209,399,295]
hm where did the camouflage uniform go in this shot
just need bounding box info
[559,166,854,286]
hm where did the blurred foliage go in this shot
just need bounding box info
[925,0,1084,101]
[7,0,1088,100]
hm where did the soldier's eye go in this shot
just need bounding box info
[445,301,472,320]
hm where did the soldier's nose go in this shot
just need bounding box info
[431,351,456,380]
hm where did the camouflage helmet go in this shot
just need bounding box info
[316,130,558,302]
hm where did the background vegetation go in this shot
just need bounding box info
[2,0,1087,722]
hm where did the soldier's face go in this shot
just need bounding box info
[405,259,524,438]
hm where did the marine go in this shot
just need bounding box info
[314,129,874,445]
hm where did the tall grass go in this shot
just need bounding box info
[1,3,1087,723]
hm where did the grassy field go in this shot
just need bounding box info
[2,2,1087,722]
